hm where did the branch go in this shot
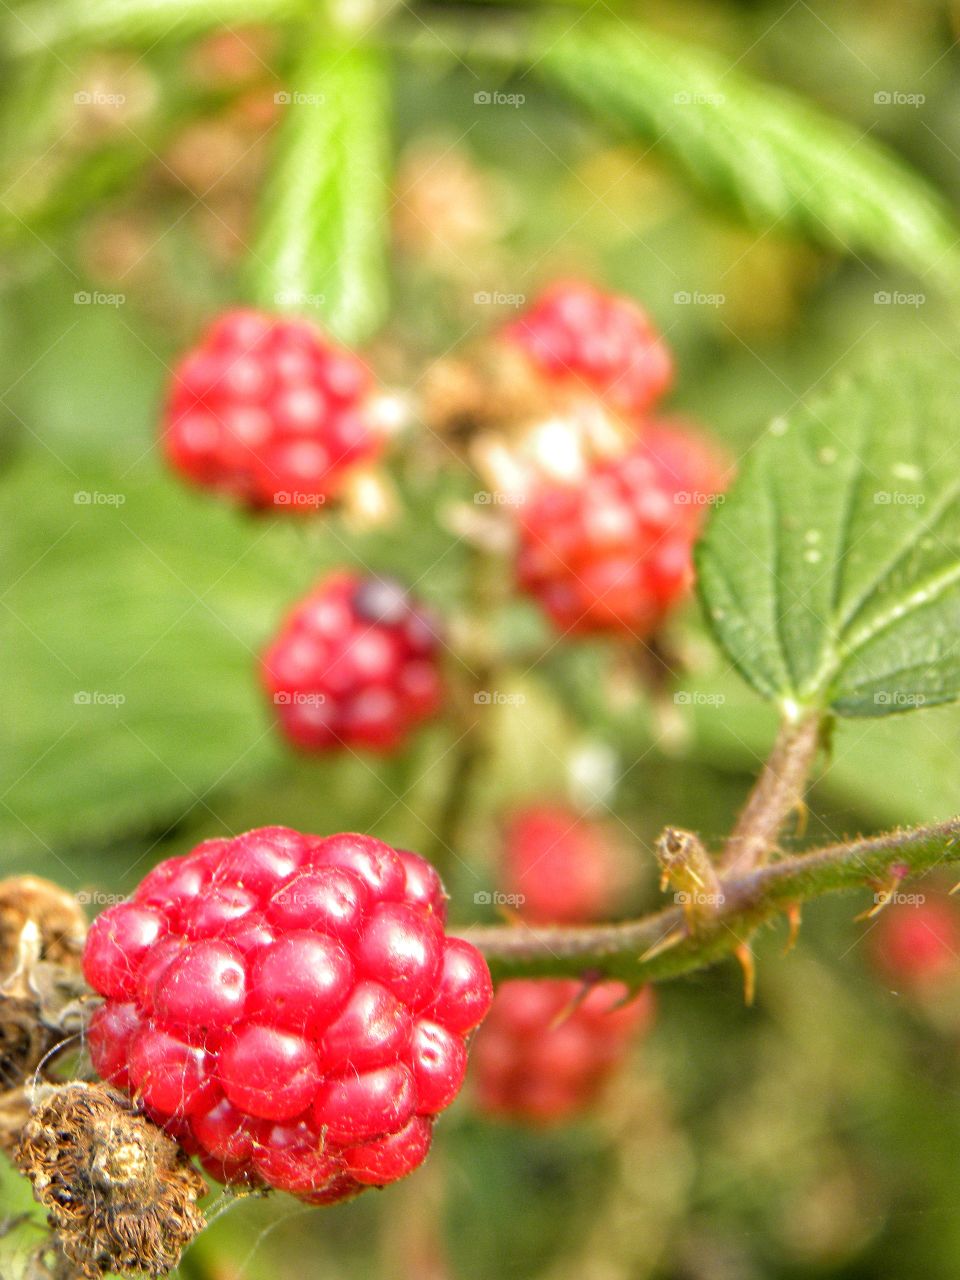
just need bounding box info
[464,816,960,985]
[720,711,824,875]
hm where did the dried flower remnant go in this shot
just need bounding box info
[0,878,87,979]
[16,1083,206,1279]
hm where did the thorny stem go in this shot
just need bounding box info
[720,711,825,876]
[465,816,960,985]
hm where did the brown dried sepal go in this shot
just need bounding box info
[0,878,88,978]
[15,1083,206,1279]
[0,912,95,1157]
[420,341,548,451]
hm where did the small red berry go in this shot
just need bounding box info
[516,420,725,636]
[501,281,673,419]
[503,806,621,924]
[471,979,653,1125]
[162,310,383,512]
[869,896,960,989]
[85,827,492,1204]
[262,572,444,753]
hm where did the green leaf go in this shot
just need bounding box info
[0,448,464,859]
[3,0,304,57]
[537,22,960,286]
[696,355,960,718]
[250,39,390,345]
[0,455,302,856]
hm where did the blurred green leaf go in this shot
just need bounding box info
[538,22,960,285]
[696,355,960,717]
[0,446,468,859]
[251,39,390,344]
[0,453,307,855]
[3,0,304,57]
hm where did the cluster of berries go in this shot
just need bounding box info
[471,806,652,1125]
[495,282,726,637]
[83,828,492,1202]
[160,286,724,756]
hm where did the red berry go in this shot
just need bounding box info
[261,572,444,753]
[343,1114,433,1185]
[503,806,620,925]
[84,827,492,1205]
[516,420,725,636]
[427,938,494,1034]
[869,896,960,988]
[220,1023,321,1121]
[83,903,167,1000]
[471,980,653,1125]
[162,309,383,511]
[501,281,672,419]
[87,1002,143,1089]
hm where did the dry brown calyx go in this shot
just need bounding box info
[16,1082,206,1279]
[0,880,94,1159]
[0,878,88,977]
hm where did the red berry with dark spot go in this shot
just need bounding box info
[501,281,673,420]
[162,310,383,511]
[261,572,444,753]
[84,827,492,1204]
[471,979,653,1125]
[504,806,621,925]
[516,420,726,636]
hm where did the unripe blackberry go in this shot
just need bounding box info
[84,828,492,1203]
[471,979,653,1125]
[261,572,445,753]
[501,281,673,420]
[869,897,960,989]
[162,310,383,512]
[516,420,725,635]
[503,806,621,925]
